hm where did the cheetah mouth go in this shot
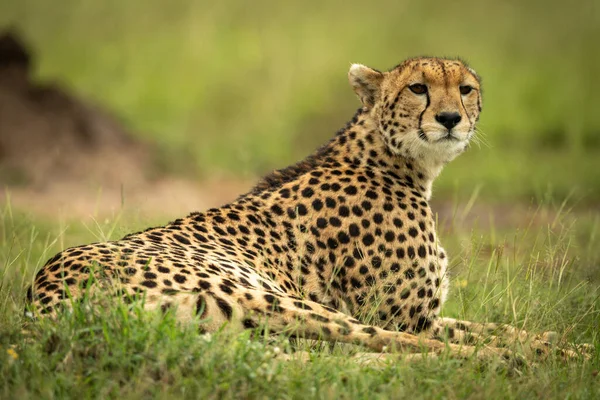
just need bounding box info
[436,132,460,143]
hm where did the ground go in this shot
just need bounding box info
[0,6,599,397]
[1,189,599,399]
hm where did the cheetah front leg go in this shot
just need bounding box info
[431,317,592,360]
[209,288,515,362]
[144,286,516,362]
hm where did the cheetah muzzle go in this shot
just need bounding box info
[27,57,591,362]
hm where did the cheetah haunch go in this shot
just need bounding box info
[27,57,589,361]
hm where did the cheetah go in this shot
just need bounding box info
[27,57,589,361]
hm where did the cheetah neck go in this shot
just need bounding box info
[248,108,443,201]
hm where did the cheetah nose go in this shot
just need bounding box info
[435,112,462,130]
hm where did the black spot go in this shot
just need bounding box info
[220,284,233,294]
[293,301,313,310]
[371,256,382,268]
[243,318,258,329]
[396,247,405,258]
[337,232,350,244]
[312,199,324,211]
[349,223,360,237]
[215,297,233,320]
[329,217,342,227]
[64,278,76,286]
[365,190,378,199]
[270,204,284,215]
[384,231,395,242]
[351,206,363,217]
[414,317,432,332]
[198,280,211,290]
[173,234,191,245]
[310,313,330,323]
[264,294,276,304]
[144,272,157,280]
[350,277,362,288]
[297,204,308,216]
[344,186,358,195]
[362,326,377,336]
[362,234,374,246]
[339,206,350,217]
[345,257,356,268]
[26,286,34,301]
[302,187,314,198]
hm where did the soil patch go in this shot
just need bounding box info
[0,31,151,189]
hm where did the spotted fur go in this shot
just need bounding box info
[26,57,589,360]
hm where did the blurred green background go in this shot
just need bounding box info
[1,0,599,202]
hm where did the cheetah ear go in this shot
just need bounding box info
[348,64,384,109]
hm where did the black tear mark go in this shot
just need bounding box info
[417,89,431,141]
[459,93,472,133]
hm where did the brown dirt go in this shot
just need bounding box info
[0,31,151,189]
[0,30,255,221]
[3,177,252,221]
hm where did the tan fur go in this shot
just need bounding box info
[27,57,589,361]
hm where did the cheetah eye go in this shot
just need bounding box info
[409,84,428,95]
[459,85,473,95]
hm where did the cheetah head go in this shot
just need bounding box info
[348,57,482,168]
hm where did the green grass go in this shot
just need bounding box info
[1,198,599,399]
[1,1,599,397]
[1,0,599,200]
